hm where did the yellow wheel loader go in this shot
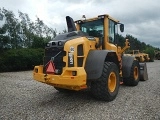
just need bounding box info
[33,14,148,101]
[125,50,150,62]
[143,53,150,62]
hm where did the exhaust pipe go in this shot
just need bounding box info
[66,16,77,32]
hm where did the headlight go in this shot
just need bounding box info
[58,41,62,46]
[46,43,50,47]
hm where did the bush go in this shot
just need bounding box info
[0,48,44,72]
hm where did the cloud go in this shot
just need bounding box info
[0,0,160,48]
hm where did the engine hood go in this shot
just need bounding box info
[45,31,88,48]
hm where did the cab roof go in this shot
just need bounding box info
[75,14,120,23]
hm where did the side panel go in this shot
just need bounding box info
[85,50,118,80]
[122,56,135,78]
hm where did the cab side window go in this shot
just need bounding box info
[109,20,115,43]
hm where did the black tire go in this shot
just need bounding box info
[90,62,119,101]
[123,60,140,86]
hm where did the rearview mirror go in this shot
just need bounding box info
[120,24,124,32]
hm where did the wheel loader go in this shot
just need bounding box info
[33,14,148,101]
[125,50,150,62]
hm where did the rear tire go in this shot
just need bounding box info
[123,60,140,86]
[90,62,119,101]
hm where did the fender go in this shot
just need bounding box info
[85,50,119,80]
[122,56,135,78]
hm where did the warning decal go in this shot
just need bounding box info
[46,60,55,73]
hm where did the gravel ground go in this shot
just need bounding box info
[0,60,160,120]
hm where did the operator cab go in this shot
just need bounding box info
[80,19,104,38]
[75,14,124,45]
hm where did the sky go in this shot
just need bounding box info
[0,0,160,48]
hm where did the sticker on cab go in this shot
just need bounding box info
[70,46,74,52]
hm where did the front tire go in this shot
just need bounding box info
[91,62,119,101]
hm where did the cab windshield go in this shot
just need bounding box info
[80,19,104,37]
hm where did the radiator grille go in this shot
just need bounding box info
[44,47,66,75]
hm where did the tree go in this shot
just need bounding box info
[19,11,34,48]
[116,34,125,47]
[2,8,21,49]
[0,7,57,50]
[144,46,155,62]
[31,35,45,48]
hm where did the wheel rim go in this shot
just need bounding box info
[108,72,116,92]
[134,66,138,80]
